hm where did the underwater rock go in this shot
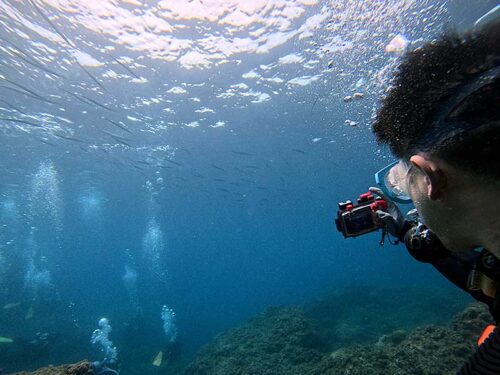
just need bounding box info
[184,302,490,375]
[304,285,470,351]
[10,361,93,375]
[183,307,324,375]
[316,304,490,375]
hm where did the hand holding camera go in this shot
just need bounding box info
[334,187,406,240]
[335,187,448,261]
[368,187,406,238]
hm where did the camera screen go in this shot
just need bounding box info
[344,205,375,236]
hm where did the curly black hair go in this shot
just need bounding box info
[372,20,500,179]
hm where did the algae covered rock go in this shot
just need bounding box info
[304,285,470,351]
[317,302,491,375]
[10,361,94,375]
[183,306,324,375]
[184,301,491,375]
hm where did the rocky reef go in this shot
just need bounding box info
[5,286,485,375]
[184,298,490,375]
[316,303,491,375]
[184,307,324,375]
[9,361,93,375]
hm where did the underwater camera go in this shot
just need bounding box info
[335,192,387,238]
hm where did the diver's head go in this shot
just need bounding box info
[372,17,500,254]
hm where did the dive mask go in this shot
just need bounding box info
[375,160,413,204]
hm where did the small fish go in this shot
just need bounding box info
[0,337,13,344]
[76,61,106,92]
[3,303,20,310]
[0,84,34,100]
[12,49,63,78]
[25,306,34,320]
[1,78,49,103]
[39,139,56,147]
[79,94,116,113]
[0,99,26,114]
[152,351,163,367]
[109,55,140,79]
[310,96,319,114]
[0,35,63,78]
[53,133,85,143]
[133,159,150,166]
[0,117,42,127]
[102,129,129,141]
[28,0,74,47]
[0,35,31,57]
[102,130,133,147]
[106,118,132,134]
[232,150,254,156]
[115,138,133,148]
[60,89,91,106]
[0,85,57,105]
[211,163,225,171]
[164,159,182,167]
[292,149,306,154]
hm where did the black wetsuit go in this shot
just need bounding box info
[400,221,500,374]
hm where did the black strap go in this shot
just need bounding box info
[458,327,500,375]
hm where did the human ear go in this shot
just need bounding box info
[409,155,446,200]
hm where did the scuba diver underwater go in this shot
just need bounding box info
[335,6,500,375]
[91,360,119,375]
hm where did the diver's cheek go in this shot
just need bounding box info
[413,200,455,249]
[412,200,429,226]
[412,196,437,232]
[407,180,433,225]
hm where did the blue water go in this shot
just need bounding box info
[0,0,497,373]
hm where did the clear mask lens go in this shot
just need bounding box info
[374,160,413,204]
[385,161,412,200]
